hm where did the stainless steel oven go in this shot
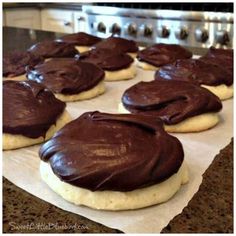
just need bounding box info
[82,3,233,49]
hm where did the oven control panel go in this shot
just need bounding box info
[83,6,234,48]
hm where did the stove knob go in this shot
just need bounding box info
[175,27,189,40]
[157,26,170,38]
[144,25,153,37]
[195,28,209,43]
[216,30,230,45]
[97,22,106,33]
[127,23,137,36]
[111,23,121,35]
[139,24,153,37]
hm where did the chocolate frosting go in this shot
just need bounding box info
[93,36,138,53]
[76,48,134,71]
[60,32,102,46]
[3,51,44,77]
[204,46,233,59]
[39,111,184,191]
[26,58,105,95]
[200,56,233,74]
[122,80,222,125]
[28,40,78,59]
[200,47,233,76]
[137,43,193,67]
[3,80,66,138]
[155,59,233,86]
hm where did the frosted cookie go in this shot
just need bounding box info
[3,80,71,150]
[27,40,78,59]
[155,59,233,100]
[39,111,188,210]
[76,48,136,81]
[120,80,222,133]
[93,36,139,58]
[200,47,233,100]
[60,32,102,53]
[27,58,105,102]
[3,51,44,81]
[137,43,192,70]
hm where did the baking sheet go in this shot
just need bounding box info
[3,67,233,233]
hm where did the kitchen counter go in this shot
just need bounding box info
[3,27,233,233]
[3,27,66,53]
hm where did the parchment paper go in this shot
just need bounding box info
[3,67,233,233]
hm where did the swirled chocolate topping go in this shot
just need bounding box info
[39,111,184,191]
[122,80,222,125]
[200,56,233,74]
[93,36,138,53]
[60,32,102,46]
[137,43,192,67]
[27,58,105,95]
[28,40,78,59]
[3,51,44,77]
[76,48,134,71]
[200,47,233,75]
[3,80,66,138]
[204,46,233,59]
[155,59,233,86]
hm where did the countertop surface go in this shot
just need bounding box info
[3,27,233,233]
